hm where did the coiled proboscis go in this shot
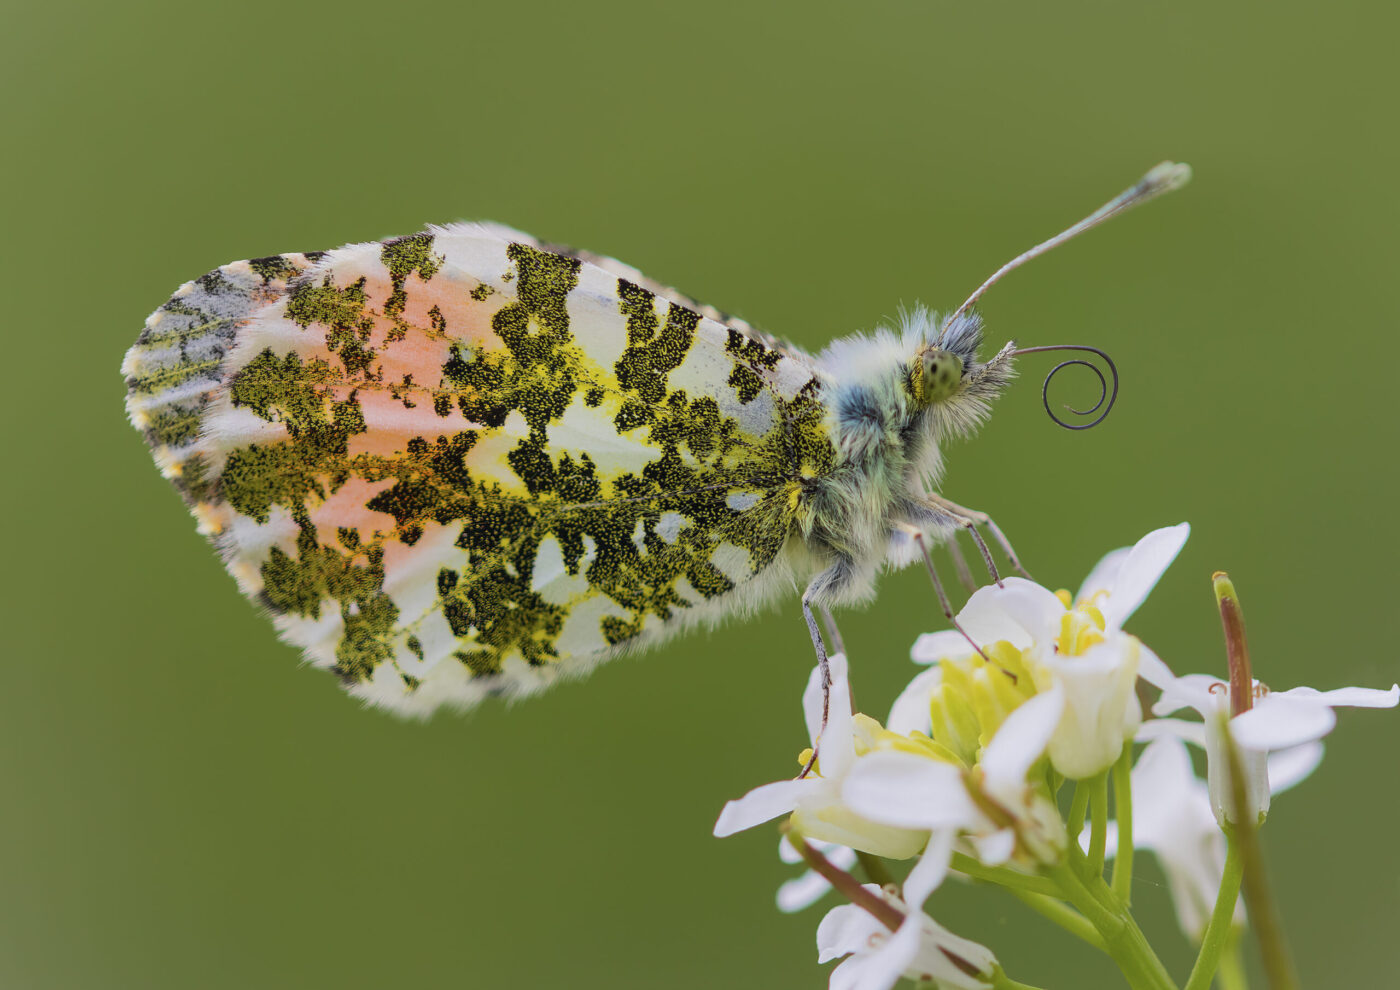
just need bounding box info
[1011,344,1119,430]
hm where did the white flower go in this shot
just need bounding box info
[1091,734,1322,940]
[778,836,858,913]
[816,880,997,990]
[1146,674,1399,826]
[912,524,1188,779]
[714,653,929,859]
[843,687,1068,868]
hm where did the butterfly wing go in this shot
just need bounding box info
[124,224,835,714]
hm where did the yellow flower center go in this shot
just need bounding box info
[895,641,1039,768]
[1056,597,1107,657]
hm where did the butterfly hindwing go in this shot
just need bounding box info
[126,224,836,714]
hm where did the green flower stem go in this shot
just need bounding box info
[1111,743,1135,903]
[1224,731,1300,990]
[1217,930,1249,990]
[1005,886,1107,951]
[949,852,1062,898]
[1214,573,1299,990]
[1183,835,1243,990]
[1068,780,1091,844]
[1088,771,1110,878]
[1066,841,1118,912]
[989,969,1052,990]
[1050,864,1179,990]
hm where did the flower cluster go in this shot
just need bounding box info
[714,525,1398,990]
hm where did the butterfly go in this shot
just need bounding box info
[123,163,1188,716]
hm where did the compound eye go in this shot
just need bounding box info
[919,349,962,403]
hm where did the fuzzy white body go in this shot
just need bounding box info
[800,310,1014,609]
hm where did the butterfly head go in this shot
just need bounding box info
[902,309,1017,440]
[908,344,964,406]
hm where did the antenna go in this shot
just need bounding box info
[938,161,1192,339]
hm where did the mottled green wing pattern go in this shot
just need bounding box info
[124,224,836,714]
[123,250,326,507]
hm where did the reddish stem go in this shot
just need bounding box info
[1213,572,1253,716]
[787,834,905,931]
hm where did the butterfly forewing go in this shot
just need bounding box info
[125,224,835,714]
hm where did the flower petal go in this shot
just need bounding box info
[776,868,832,914]
[981,682,1064,786]
[1231,695,1336,750]
[955,583,1041,648]
[1275,684,1400,709]
[1267,742,1323,794]
[1076,546,1131,605]
[1136,643,1177,691]
[1100,523,1189,628]
[1151,674,1226,718]
[777,870,831,913]
[829,952,884,990]
[966,578,1066,646]
[909,922,999,990]
[903,829,955,908]
[835,917,922,990]
[1136,717,1208,748]
[1038,637,1141,780]
[817,900,886,962]
[804,652,851,744]
[791,806,930,861]
[887,667,943,735]
[713,779,813,836]
[910,630,977,665]
[843,752,976,829]
[970,828,1017,866]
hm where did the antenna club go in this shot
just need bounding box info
[1143,161,1193,194]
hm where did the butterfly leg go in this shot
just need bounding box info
[798,594,830,779]
[921,493,1033,582]
[944,535,977,594]
[894,522,994,665]
[818,605,847,658]
[797,561,859,778]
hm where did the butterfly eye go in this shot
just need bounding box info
[912,348,963,405]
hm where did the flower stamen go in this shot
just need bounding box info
[1057,604,1108,657]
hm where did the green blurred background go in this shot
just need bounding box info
[3,1,1397,986]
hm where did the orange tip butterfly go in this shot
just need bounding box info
[123,162,1189,716]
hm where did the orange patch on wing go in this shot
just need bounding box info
[398,271,503,346]
[307,477,399,545]
[288,267,512,421]
[348,387,482,457]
